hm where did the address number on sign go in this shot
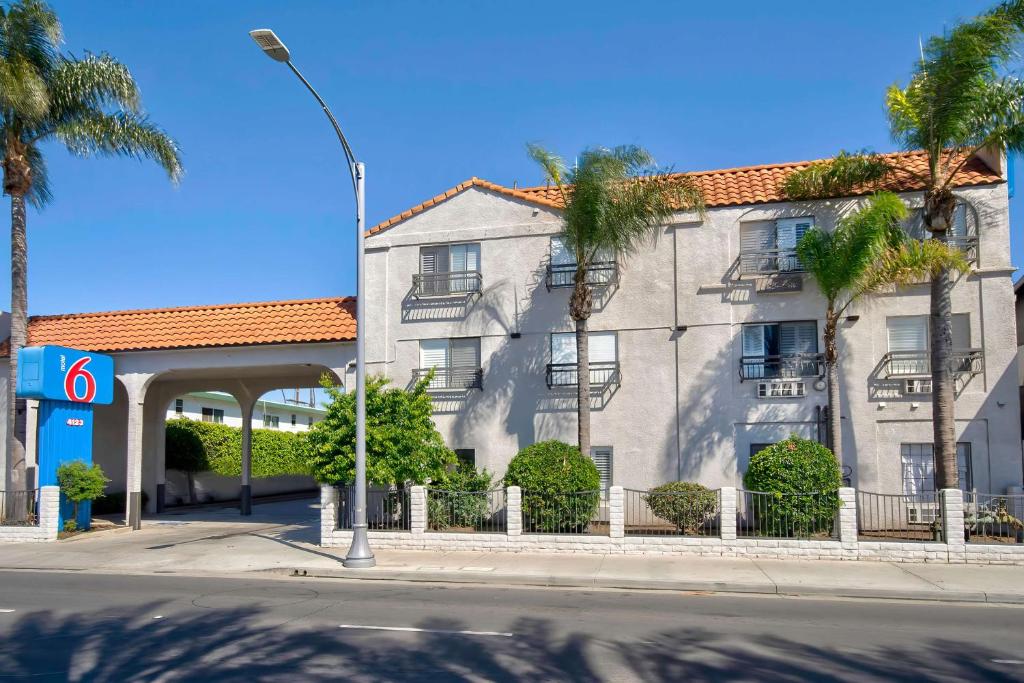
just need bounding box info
[66,418,85,427]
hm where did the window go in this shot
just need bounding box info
[886,315,970,376]
[263,414,280,429]
[590,446,613,490]
[900,443,973,495]
[201,407,224,424]
[750,443,774,458]
[740,216,814,274]
[548,236,615,288]
[418,243,481,295]
[548,331,619,386]
[454,449,476,468]
[291,414,297,426]
[905,204,971,240]
[307,416,314,427]
[418,338,482,389]
[174,399,183,414]
[740,321,819,379]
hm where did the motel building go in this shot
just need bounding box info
[1,147,1023,531]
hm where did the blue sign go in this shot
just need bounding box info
[16,346,114,405]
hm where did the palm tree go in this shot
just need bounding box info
[796,192,970,462]
[1,0,182,494]
[782,0,1024,489]
[528,144,704,456]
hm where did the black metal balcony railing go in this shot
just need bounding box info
[412,366,483,391]
[739,249,804,276]
[412,271,482,298]
[739,353,826,381]
[948,235,979,264]
[883,349,985,378]
[546,361,621,389]
[546,262,618,290]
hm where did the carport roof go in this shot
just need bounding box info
[1,297,356,355]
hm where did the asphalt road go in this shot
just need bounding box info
[0,570,1021,682]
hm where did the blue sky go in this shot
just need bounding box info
[5,0,1018,315]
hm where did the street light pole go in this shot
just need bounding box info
[249,28,374,568]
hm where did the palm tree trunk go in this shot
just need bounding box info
[6,193,28,498]
[824,308,842,462]
[575,316,591,458]
[930,263,957,490]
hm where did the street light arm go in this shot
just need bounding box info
[285,60,359,198]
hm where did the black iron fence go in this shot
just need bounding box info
[739,353,825,381]
[546,262,618,289]
[412,366,483,391]
[739,248,804,276]
[882,349,984,378]
[412,271,482,297]
[0,490,37,527]
[521,490,607,535]
[963,492,1024,544]
[857,490,943,542]
[426,488,507,533]
[737,489,840,539]
[545,362,620,389]
[624,487,720,537]
[336,486,411,532]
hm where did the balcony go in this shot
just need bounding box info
[546,361,621,389]
[738,249,804,277]
[948,235,979,264]
[411,271,482,298]
[739,353,825,382]
[546,261,618,290]
[882,349,984,378]
[412,366,483,391]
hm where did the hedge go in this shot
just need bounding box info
[165,417,310,479]
[504,440,601,533]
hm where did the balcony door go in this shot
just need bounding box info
[742,321,816,379]
[550,331,617,385]
[419,243,480,295]
[886,315,969,375]
[419,338,480,389]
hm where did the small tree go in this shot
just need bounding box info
[165,417,208,504]
[305,373,455,486]
[644,482,719,535]
[56,460,107,531]
[504,440,601,533]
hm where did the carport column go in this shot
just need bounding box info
[240,398,256,515]
[719,487,737,541]
[154,413,167,513]
[124,378,150,530]
[941,488,966,563]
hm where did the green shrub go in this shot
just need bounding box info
[164,418,309,479]
[56,460,108,525]
[644,482,718,534]
[504,440,601,533]
[743,435,842,537]
[427,464,496,530]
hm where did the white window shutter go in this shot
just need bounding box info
[449,244,467,273]
[551,333,577,364]
[419,339,449,368]
[952,314,970,349]
[450,338,480,368]
[780,322,817,354]
[419,248,437,274]
[590,447,613,490]
[742,325,765,357]
[951,203,968,237]
[887,316,928,352]
[905,209,927,240]
[551,236,574,266]
[776,217,813,250]
[740,222,774,253]
[589,332,617,363]
[465,243,480,272]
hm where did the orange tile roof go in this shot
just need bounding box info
[1,297,356,355]
[366,151,1002,236]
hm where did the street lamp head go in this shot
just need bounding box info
[249,29,290,62]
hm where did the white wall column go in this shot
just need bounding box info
[153,402,168,514]
[608,486,624,538]
[240,398,256,515]
[123,376,151,530]
[838,487,858,545]
[506,486,521,536]
[942,488,966,563]
[24,399,38,489]
[719,487,737,541]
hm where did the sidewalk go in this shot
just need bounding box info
[2,497,1022,604]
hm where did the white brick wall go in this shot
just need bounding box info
[0,486,60,543]
[317,484,1024,565]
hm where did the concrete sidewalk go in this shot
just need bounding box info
[2,497,1022,604]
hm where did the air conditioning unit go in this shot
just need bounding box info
[904,379,932,394]
[907,502,939,524]
[757,381,806,398]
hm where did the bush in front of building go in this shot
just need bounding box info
[743,435,842,537]
[304,373,455,486]
[644,482,719,535]
[504,440,601,533]
[427,464,496,530]
[56,460,109,532]
[165,418,310,480]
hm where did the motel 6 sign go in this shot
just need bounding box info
[17,345,114,405]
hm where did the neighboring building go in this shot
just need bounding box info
[168,391,325,433]
[364,150,1023,497]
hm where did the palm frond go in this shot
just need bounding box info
[54,111,182,183]
[861,239,972,292]
[781,151,893,200]
[48,53,140,120]
[0,54,48,121]
[22,141,50,208]
[0,0,61,77]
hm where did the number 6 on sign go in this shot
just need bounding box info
[64,357,97,403]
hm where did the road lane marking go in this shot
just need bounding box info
[0,609,15,613]
[339,624,512,637]
[991,659,1024,665]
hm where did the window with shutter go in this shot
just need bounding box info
[887,316,928,352]
[551,333,577,364]
[901,442,973,494]
[590,447,613,490]
[551,236,574,266]
[589,332,617,364]
[450,338,480,368]
[419,339,449,368]
[951,314,970,349]
[776,217,813,271]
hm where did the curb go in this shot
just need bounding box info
[265,566,1016,605]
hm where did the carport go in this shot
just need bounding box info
[7,297,355,529]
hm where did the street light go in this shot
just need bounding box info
[250,28,374,568]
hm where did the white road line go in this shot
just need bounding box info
[339,624,513,637]
[991,659,1024,665]
[0,609,15,613]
